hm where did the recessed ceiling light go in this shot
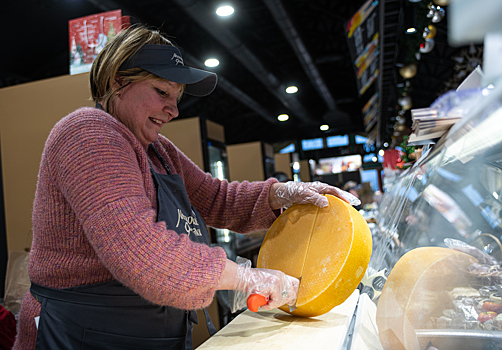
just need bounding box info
[406,27,416,34]
[278,114,289,121]
[216,6,234,16]
[205,58,219,67]
[320,124,329,131]
[286,86,298,94]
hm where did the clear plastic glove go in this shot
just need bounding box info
[271,181,361,209]
[229,257,299,313]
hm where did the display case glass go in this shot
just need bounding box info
[371,83,502,349]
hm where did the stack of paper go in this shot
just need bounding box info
[407,66,485,146]
[408,108,460,146]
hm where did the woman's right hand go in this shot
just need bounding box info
[234,260,299,310]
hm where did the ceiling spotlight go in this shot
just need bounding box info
[204,59,219,67]
[216,5,234,16]
[278,114,289,121]
[320,124,329,131]
[379,149,385,156]
[286,86,298,94]
[372,156,378,162]
[383,142,389,147]
[406,27,417,34]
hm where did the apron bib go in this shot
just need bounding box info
[31,144,216,350]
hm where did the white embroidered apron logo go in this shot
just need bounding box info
[176,209,202,236]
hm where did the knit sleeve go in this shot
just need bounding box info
[156,137,280,233]
[45,109,227,309]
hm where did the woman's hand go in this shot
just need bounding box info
[223,257,299,312]
[269,181,361,210]
[235,265,299,310]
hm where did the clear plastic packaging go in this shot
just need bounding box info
[429,87,492,120]
[445,238,499,266]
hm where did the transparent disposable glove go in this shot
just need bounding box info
[271,181,361,209]
[229,257,299,313]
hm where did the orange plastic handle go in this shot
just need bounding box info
[247,294,268,312]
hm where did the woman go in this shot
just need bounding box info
[13,25,359,349]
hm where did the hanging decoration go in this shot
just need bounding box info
[419,38,435,53]
[426,24,437,39]
[433,0,450,6]
[396,136,416,170]
[387,1,453,148]
[440,43,484,93]
[432,6,445,23]
[398,95,413,110]
[399,63,418,79]
[422,26,430,38]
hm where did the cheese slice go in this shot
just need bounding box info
[257,194,372,317]
[376,247,477,350]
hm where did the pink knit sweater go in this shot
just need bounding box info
[13,107,279,349]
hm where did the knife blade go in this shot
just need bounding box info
[288,276,302,312]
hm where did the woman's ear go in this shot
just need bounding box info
[111,75,123,91]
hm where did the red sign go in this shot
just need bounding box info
[69,10,130,75]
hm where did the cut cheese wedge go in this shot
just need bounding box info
[257,194,372,317]
[376,247,477,350]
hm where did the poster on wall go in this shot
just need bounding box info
[345,0,380,97]
[69,10,130,75]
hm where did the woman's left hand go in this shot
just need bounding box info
[269,181,360,209]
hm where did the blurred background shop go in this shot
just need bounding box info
[2,0,502,349]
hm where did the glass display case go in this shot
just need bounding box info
[370,81,502,349]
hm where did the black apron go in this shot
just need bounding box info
[31,144,217,350]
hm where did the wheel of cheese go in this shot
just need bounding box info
[257,194,372,317]
[376,247,477,350]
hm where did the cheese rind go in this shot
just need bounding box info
[376,247,477,350]
[257,195,372,317]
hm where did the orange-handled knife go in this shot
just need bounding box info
[247,276,301,313]
[247,294,268,312]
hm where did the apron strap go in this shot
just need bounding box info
[203,309,217,336]
[149,144,172,174]
[184,309,217,349]
[185,311,195,350]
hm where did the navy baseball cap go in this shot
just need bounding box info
[118,44,217,97]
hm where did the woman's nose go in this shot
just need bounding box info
[164,99,179,120]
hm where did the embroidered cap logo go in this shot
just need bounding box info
[171,53,184,66]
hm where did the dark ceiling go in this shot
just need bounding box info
[1,0,469,149]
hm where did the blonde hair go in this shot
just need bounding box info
[90,25,185,114]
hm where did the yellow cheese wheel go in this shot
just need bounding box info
[376,247,477,350]
[257,194,372,317]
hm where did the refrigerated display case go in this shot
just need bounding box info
[370,81,502,350]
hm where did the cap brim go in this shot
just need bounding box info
[140,64,217,97]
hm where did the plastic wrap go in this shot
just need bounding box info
[445,238,499,266]
[229,256,298,313]
[272,181,361,209]
[430,87,492,120]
